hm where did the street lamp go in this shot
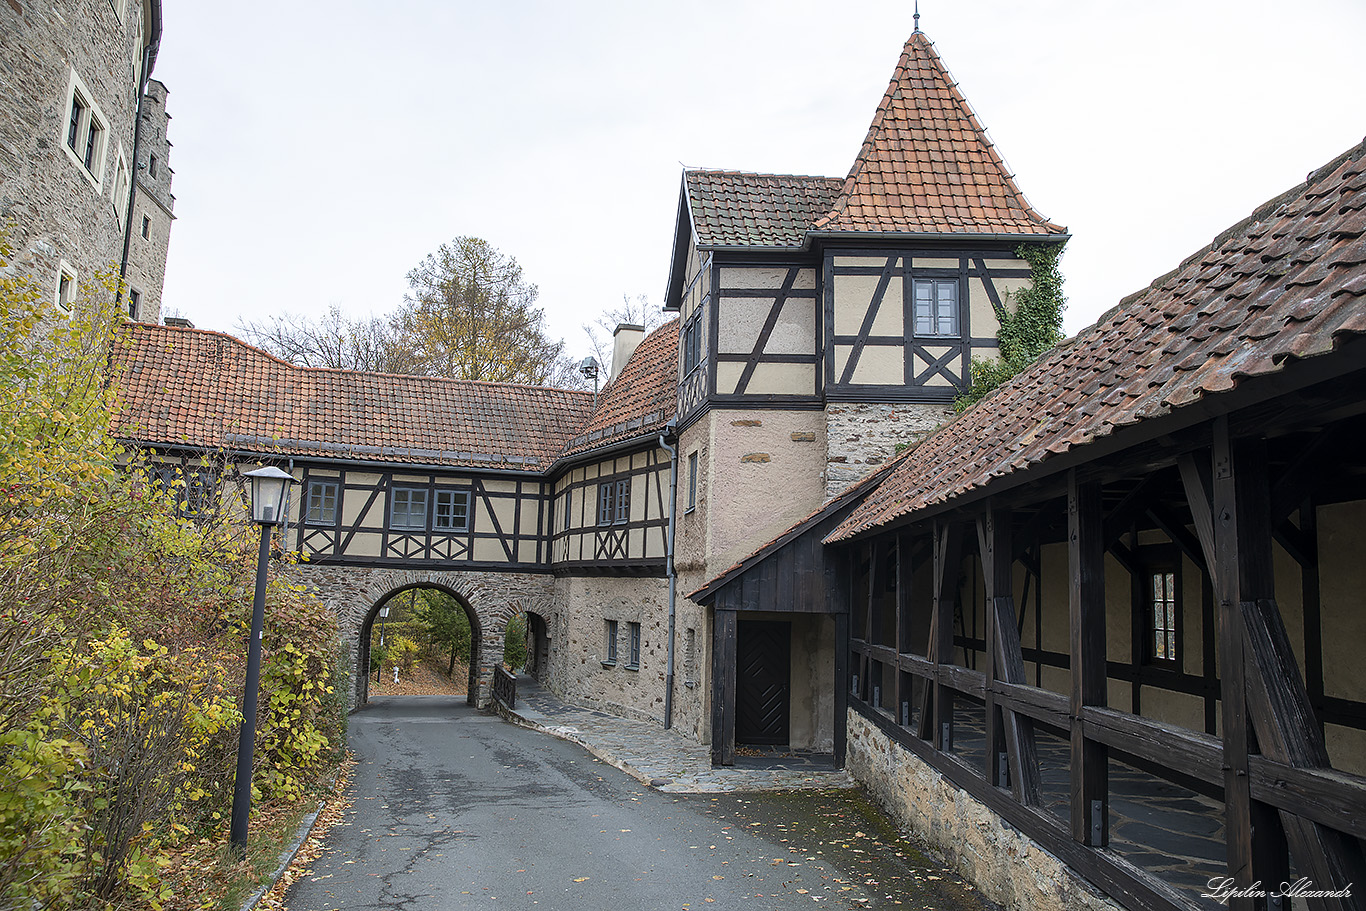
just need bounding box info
[230,465,295,851]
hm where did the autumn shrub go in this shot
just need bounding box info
[0,236,345,907]
[390,636,422,676]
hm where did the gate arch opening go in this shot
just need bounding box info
[357,583,482,707]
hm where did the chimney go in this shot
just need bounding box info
[163,316,195,329]
[610,323,645,383]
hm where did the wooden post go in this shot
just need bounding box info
[830,548,851,768]
[1069,472,1108,846]
[979,507,1007,788]
[711,607,738,767]
[980,502,1042,804]
[922,520,962,751]
[1208,421,1287,909]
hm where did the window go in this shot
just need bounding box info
[684,628,697,686]
[433,489,469,531]
[141,214,151,239]
[682,315,702,373]
[148,153,159,179]
[61,70,108,186]
[306,480,338,525]
[626,622,641,670]
[127,288,140,320]
[603,619,618,666]
[598,479,629,526]
[686,451,698,512]
[390,487,428,530]
[111,148,129,223]
[149,463,216,520]
[912,279,959,337]
[1149,570,1179,665]
[56,264,76,313]
[562,487,572,531]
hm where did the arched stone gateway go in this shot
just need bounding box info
[291,565,554,710]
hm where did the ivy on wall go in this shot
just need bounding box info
[954,242,1067,412]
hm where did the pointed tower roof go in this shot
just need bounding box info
[814,31,1065,238]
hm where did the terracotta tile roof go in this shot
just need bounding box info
[685,171,844,249]
[829,139,1366,543]
[110,323,595,470]
[557,319,680,460]
[813,31,1065,238]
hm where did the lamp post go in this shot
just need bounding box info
[230,465,295,851]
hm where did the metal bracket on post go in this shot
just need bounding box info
[872,685,880,707]
[998,753,1009,788]
[851,674,859,695]
[901,702,910,727]
[1090,800,1104,846]
[941,722,952,751]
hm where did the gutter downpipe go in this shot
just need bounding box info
[659,422,679,729]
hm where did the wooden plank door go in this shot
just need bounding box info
[736,620,792,746]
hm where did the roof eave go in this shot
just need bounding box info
[804,228,1070,249]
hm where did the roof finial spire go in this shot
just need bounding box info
[913,0,921,32]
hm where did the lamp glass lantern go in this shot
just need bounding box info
[243,466,294,526]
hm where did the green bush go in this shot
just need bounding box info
[503,613,527,670]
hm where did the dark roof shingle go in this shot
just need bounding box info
[685,171,844,249]
[829,139,1366,542]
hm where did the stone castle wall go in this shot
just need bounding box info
[292,563,555,710]
[845,711,1122,911]
[824,402,953,498]
[0,1,168,313]
[123,78,173,323]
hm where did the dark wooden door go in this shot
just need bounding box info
[736,620,791,745]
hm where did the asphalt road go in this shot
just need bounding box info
[284,696,986,911]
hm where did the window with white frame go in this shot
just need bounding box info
[433,489,469,531]
[56,263,77,313]
[912,279,959,337]
[306,480,339,525]
[390,487,428,530]
[111,147,130,223]
[62,70,108,187]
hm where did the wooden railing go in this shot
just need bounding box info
[492,666,517,709]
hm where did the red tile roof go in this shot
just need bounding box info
[557,319,680,460]
[813,31,1065,238]
[110,323,594,470]
[829,140,1366,543]
[685,171,845,249]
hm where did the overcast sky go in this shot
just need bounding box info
[155,1,1366,361]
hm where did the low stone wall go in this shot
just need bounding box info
[845,710,1121,911]
[292,564,555,711]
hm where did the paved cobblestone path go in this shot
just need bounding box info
[285,696,987,911]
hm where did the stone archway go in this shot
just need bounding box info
[292,565,554,710]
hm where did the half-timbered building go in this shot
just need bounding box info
[695,138,1366,908]
[101,21,1366,911]
[663,28,1067,749]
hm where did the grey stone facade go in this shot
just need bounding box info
[0,0,170,320]
[122,77,173,323]
[845,711,1122,911]
[291,563,555,710]
[824,401,954,498]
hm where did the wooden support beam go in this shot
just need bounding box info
[711,608,738,767]
[1208,423,1287,909]
[895,529,914,727]
[920,520,963,749]
[980,504,1042,804]
[1069,472,1109,847]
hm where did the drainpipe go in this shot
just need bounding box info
[659,422,679,729]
